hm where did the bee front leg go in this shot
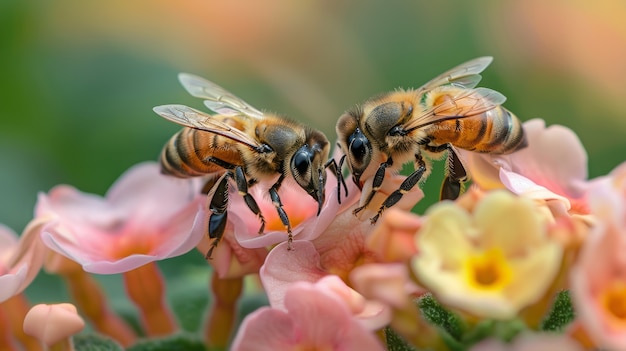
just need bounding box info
[353,157,394,217]
[205,173,230,259]
[267,175,294,250]
[324,156,348,204]
[233,166,266,234]
[369,154,426,224]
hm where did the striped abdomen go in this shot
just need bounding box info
[160,127,243,178]
[429,106,527,154]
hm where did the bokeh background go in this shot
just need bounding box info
[2,0,626,317]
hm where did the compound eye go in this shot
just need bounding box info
[292,150,311,178]
[347,128,371,167]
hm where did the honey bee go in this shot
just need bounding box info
[336,57,527,223]
[156,73,343,258]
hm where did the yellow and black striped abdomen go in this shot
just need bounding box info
[160,127,244,178]
[430,106,526,155]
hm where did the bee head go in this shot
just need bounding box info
[336,110,373,189]
[290,132,330,215]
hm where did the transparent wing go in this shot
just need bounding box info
[416,57,494,92]
[403,87,506,131]
[178,73,265,119]
[153,104,261,149]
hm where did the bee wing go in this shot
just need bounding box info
[416,57,494,91]
[403,87,507,131]
[178,73,265,119]
[153,104,262,149]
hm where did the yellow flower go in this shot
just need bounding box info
[412,190,563,319]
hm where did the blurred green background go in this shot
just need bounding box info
[2,0,626,308]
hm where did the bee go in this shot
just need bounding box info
[336,56,527,223]
[155,73,343,258]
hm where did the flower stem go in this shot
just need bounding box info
[123,262,177,336]
[0,294,42,351]
[62,269,136,346]
[568,319,596,350]
[205,272,243,348]
[49,339,73,351]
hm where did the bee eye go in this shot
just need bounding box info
[348,128,371,166]
[292,150,311,177]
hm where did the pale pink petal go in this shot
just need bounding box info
[499,169,570,207]
[0,218,49,302]
[105,162,202,220]
[459,119,589,207]
[260,241,390,330]
[0,265,28,303]
[313,275,391,331]
[230,307,296,351]
[283,283,385,350]
[500,119,588,198]
[350,263,423,309]
[260,241,326,310]
[232,283,385,351]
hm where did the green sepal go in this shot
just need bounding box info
[539,290,575,332]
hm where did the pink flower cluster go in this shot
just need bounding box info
[1,119,626,350]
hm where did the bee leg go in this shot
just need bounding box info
[370,154,426,224]
[440,146,467,201]
[353,157,394,216]
[324,156,348,204]
[268,175,294,250]
[205,157,267,234]
[205,173,230,259]
[233,166,266,234]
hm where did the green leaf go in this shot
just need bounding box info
[73,333,124,351]
[384,326,418,351]
[126,333,207,351]
[418,294,464,341]
[540,290,575,332]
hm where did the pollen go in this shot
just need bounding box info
[463,248,512,291]
[601,281,626,325]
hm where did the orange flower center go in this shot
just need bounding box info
[106,234,155,260]
[464,248,512,291]
[601,281,626,324]
[266,211,311,231]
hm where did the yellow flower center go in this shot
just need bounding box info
[601,281,626,325]
[463,248,512,291]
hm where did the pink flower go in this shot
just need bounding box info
[0,218,49,303]
[196,209,268,279]
[195,167,344,278]
[350,262,423,310]
[36,162,205,274]
[230,280,385,351]
[232,169,344,249]
[257,171,424,330]
[260,241,391,330]
[459,119,589,214]
[570,161,626,350]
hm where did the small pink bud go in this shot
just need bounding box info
[23,303,84,347]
